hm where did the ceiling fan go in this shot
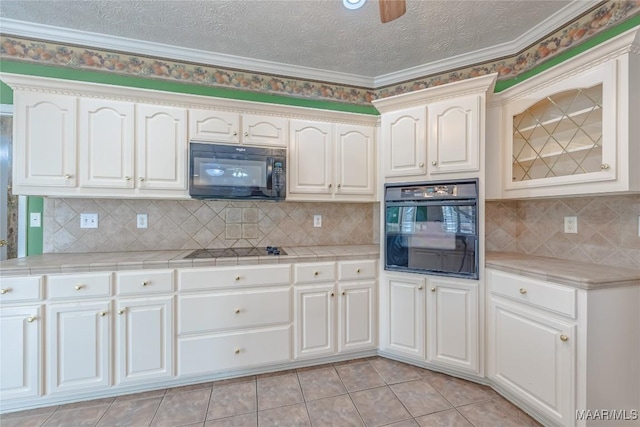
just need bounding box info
[379,0,406,23]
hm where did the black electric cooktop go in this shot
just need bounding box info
[184,246,286,259]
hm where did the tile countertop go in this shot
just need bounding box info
[0,245,380,277]
[486,251,640,290]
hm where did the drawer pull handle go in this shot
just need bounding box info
[418,286,423,290]
[142,281,150,286]
[99,311,107,317]
[314,271,319,276]
[235,308,240,314]
[431,287,436,292]
[234,348,240,355]
[75,285,84,291]
[118,309,125,315]
[27,316,36,323]
[0,288,11,295]
[519,288,527,294]
[235,276,240,281]
[560,335,569,342]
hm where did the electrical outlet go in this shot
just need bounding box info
[29,212,41,228]
[564,216,577,234]
[80,213,99,229]
[313,214,322,228]
[137,213,148,229]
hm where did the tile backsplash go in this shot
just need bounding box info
[486,194,640,270]
[43,198,379,253]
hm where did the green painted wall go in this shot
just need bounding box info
[26,197,43,256]
[0,81,13,105]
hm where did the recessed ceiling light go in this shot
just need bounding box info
[343,0,366,10]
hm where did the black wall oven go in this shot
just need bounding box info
[384,179,479,279]
[189,142,286,200]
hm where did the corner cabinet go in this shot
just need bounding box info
[374,74,496,181]
[288,119,376,201]
[490,28,640,198]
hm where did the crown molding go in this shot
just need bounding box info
[0,17,375,89]
[373,0,600,87]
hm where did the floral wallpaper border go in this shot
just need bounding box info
[1,0,638,107]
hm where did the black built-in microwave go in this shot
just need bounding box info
[189,142,286,200]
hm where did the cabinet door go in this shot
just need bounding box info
[381,107,427,178]
[294,284,336,359]
[427,279,478,374]
[428,95,480,174]
[384,276,425,359]
[14,92,76,187]
[116,296,173,384]
[136,104,187,190]
[335,124,375,197]
[0,306,41,400]
[338,280,376,353]
[288,120,333,195]
[79,98,134,188]
[242,114,288,146]
[489,297,575,426]
[189,109,239,144]
[47,301,111,394]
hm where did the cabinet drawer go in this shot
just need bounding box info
[117,270,173,296]
[0,276,42,302]
[178,326,291,376]
[178,264,290,291]
[294,262,335,284]
[338,260,377,281]
[179,287,290,334]
[488,270,576,318]
[47,273,112,300]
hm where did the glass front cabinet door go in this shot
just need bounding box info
[502,61,618,198]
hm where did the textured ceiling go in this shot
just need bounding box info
[0,0,580,78]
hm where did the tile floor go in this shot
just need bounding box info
[1,357,542,427]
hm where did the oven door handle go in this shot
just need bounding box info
[385,200,476,208]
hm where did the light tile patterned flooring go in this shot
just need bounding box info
[1,357,542,427]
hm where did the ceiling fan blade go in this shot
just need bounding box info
[379,0,406,23]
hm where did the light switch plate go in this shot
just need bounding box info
[80,213,99,229]
[29,212,41,228]
[137,213,148,229]
[564,216,577,234]
[313,215,322,228]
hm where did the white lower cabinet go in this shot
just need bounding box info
[427,278,479,374]
[47,301,111,394]
[382,275,426,359]
[338,280,376,353]
[0,305,42,400]
[116,296,173,385]
[294,283,336,359]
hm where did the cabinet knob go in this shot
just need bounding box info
[341,291,345,296]
[235,308,240,314]
[125,176,131,181]
[418,285,423,290]
[330,292,335,297]
[142,280,150,286]
[600,164,610,170]
[560,335,569,342]
[0,288,11,295]
[519,288,527,294]
[27,316,36,323]
[337,184,341,188]
[0,240,7,248]
[64,174,72,179]
[314,271,319,276]
[99,311,107,317]
[328,184,332,188]
[235,276,240,281]
[118,309,125,315]
[75,284,84,291]
[234,348,240,355]
[244,131,249,137]
[356,268,361,273]
[431,287,436,292]
[419,162,424,167]
[431,161,437,166]
[233,131,238,136]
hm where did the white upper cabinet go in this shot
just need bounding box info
[79,98,134,189]
[14,92,77,188]
[489,29,640,198]
[288,119,376,201]
[380,106,427,178]
[136,104,188,191]
[188,110,288,146]
[428,95,480,174]
[374,74,495,181]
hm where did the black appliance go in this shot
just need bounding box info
[189,142,286,200]
[384,179,479,279]
[184,246,286,259]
